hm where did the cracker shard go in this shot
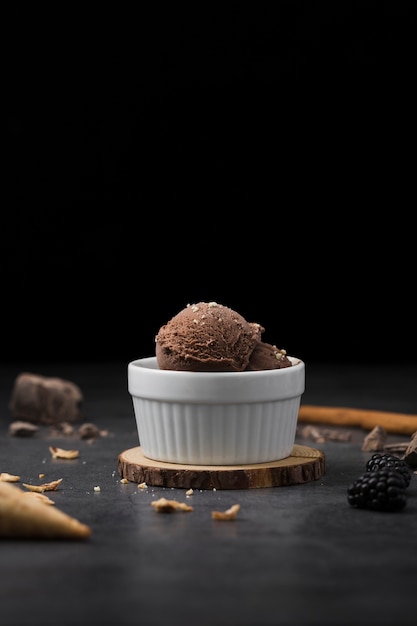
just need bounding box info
[151,497,193,513]
[0,473,20,482]
[211,503,241,520]
[23,478,63,492]
[49,446,79,460]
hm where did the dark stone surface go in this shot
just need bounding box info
[0,361,416,625]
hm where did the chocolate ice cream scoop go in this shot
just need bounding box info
[245,342,292,371]
[155,301,264,372]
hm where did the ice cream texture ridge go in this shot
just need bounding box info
[155,301,293,372]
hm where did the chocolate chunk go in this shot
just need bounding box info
[9,373,83,424]
[404,431,417,467]
[362,425,387,452]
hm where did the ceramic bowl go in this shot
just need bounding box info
[127,356,305,466]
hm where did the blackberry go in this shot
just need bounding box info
[366,453,412,487]
[347,468,408,512]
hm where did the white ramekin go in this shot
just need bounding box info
[128,356,305,465]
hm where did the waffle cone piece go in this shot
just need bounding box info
[0,481,91,539]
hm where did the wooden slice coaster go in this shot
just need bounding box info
[117,444,325,490]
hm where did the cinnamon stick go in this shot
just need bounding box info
[298,405,417,436]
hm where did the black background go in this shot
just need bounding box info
[3,2,415,366]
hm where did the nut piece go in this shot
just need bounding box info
[8,421,39,437]
[49,446,79,460]
[211,503,241,520]
[151,497,193,513]
[78,423,101,439]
